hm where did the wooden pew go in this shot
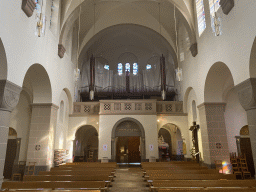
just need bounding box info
[6,190,101,192]
[23,175,112,182]
[39,170,114,176]
[156,189,256,192]
[149,179,256,192]
[143,169,219,177]
[147,173,236,181]
[23,175,113,187]
[2,181,107,192]
[51,167,115,172]
[60,163,116,168]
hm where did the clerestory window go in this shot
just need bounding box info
[196,0,206,36]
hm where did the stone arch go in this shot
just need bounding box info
[0,38,7,80]
[249,37,256,78]
[79,24,178,69]
[160,123,185,159]
[204,62,234,102]
[74,125,99,162]
[59,0,196,59]
[22,64,52,103]
[111,117,145,162]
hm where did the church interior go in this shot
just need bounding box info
[1,0,256,191]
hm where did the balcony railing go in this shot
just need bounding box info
[72,100,184,116]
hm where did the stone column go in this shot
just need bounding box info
[197,103,230,168]
[0,80,21,188]
[26,103,58,173]
[235,78,256,177]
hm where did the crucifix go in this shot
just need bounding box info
[189,121,200,162]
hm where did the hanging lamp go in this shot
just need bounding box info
[158,3,166,101]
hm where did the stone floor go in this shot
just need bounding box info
[109,168,149,192]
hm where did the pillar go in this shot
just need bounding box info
[197,103,230,168]
[0,80,21,187]
[235,78,256,177]
[26,103,58,173]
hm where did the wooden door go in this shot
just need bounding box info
[128,137,141,163]
[3,139,17,179]
[240,138,255,176]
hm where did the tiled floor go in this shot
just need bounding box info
[109,168,149,192]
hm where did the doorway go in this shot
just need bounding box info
[111,118,145,162]
[3,128,18,179]
[116,137,141,164]
[73,125,98,162]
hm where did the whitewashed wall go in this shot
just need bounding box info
[9,90,32,161]
[224,88,248,153]
[181,0,256,105]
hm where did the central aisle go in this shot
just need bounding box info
[110,168,149,192]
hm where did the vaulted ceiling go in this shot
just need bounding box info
[59,0,196,68]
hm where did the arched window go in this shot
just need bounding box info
[49,0,60,36]
[146,64,152,70]
[59,101,64,123]
[125,63,130,72]
[118,63,123,75]
[196,0,206,36]
[104,65,109,70]
[133,63,138,75]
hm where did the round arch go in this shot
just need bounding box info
[74,125,99,162]
[79,24,178,69]
[250,37,256,78]
[59,0,196,56]
[0,38,7,80]
[204,62,234,102]
[159,123,185,160]
[22,64,52,103]
[111,117,146,162]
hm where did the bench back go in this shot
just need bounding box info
[24,175,110,181]
[39,170,112,175]
[152,180,256,188]
[156,189,256,192]
[2,181,106,190]
[51,167,114,171]
[149,173,236,180]
[146,169,219,175]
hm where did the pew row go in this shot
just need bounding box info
[149,179,256,192]
[2,181,107,192]
[155,188,256,192]
[146,173,236,183]
[39,170,115,177]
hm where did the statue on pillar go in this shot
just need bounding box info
[189,121,200,162]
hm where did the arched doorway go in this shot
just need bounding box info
[73,125,98,162]
[158,128,172,161]
[160,124,184,161]
[235,125,255,176]
[3,128,19,179]
[111,118,145,163]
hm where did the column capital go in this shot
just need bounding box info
[235,78,256,111]
[0,80,22,112]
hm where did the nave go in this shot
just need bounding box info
[2,161,256,191]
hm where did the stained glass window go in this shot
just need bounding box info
[133,63,138,75]
[104,65,109,70]
[118,63,123,75]
[146,64,152,70]
[125,63,130,72]
[196,0,206,36]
